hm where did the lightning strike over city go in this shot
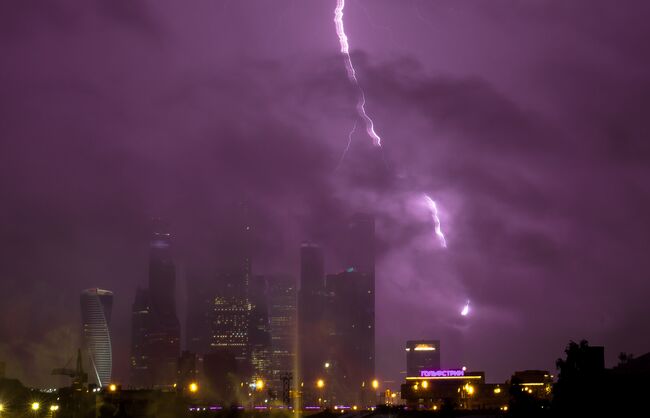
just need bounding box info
[1,1,648,415]
[424,194,447,248]
[334,0,382,147]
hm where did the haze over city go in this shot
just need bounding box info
[1,0,649,405]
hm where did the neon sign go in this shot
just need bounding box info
[420,369,465,377]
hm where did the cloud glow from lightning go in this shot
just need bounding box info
[461,300,470,316]
[334,0,382,147]
[424,194,447,248]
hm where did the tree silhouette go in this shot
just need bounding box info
[552,340,605,416]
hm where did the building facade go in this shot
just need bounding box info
[298,242,328,401]
[406,340,441,378]
[267,275,297,393]
[325,270,375,405]
[129,219,180,388]
[80,288,114,387]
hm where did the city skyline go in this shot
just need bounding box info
[1,0,650,395]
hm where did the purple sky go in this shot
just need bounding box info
[2,0,650,388]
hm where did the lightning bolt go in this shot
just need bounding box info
[424,194,447,248]
[461,300,470,316]
[334,0,382,147]
[332,2,450,247]
[336,119,357,170]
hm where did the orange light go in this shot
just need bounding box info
[189,382,199,393]
[317,379,325,389]
[256,380,264,390]
[372,379,379,389]
[108,384,117,392]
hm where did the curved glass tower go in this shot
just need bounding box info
[81,288,113,387]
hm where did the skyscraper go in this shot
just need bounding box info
[149,219,181,387]
[298,242,328,400]
[325,270,375,404]
[267,275,297,392]
[249,276,272,380]
[207,202,256,381]
[130,219,181,388]
[210,272,251,366]
[129,287,150,386]
[80,288,113,387]
[406,340,441,377]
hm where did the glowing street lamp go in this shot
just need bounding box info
[371,379,379,390]
[189,382,199,393]
[255,380,264,391]
[108,384,117,392]
[50,405,60,412]
[316,379,325,389]
[31,402,40,411]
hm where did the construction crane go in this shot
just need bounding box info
[52,349,88,389]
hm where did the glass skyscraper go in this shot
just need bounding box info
[80,288,113,387]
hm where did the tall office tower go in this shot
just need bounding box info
[185,277,213,355]
[267,275,297,391]
[298,242,328,399]
[325,270,374,404]
[80,288,114,387]
[249,276,271,380]
[405,340,441,376]
[207,202,255,380]
[129,287,151,386]
[146,218,181,387]
[210,272,252,375]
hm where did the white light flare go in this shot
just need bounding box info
[461,300,470,316]
[424,194,447,248]
[334,0,382,147]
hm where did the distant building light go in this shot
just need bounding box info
[413,344,436,351]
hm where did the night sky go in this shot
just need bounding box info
[1,0,650,389]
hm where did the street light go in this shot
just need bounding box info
[371,379,379,390]
[50,405,59,412]
[31,402,40,411]
[189,382,199,393]
[255,380,264,391]
[316,379,325,389]
[108,384,117,392]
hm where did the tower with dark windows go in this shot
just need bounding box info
[129,219,180,388]
[129,287,151,386]
[146,218,181,387]
[298,242,328,401]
